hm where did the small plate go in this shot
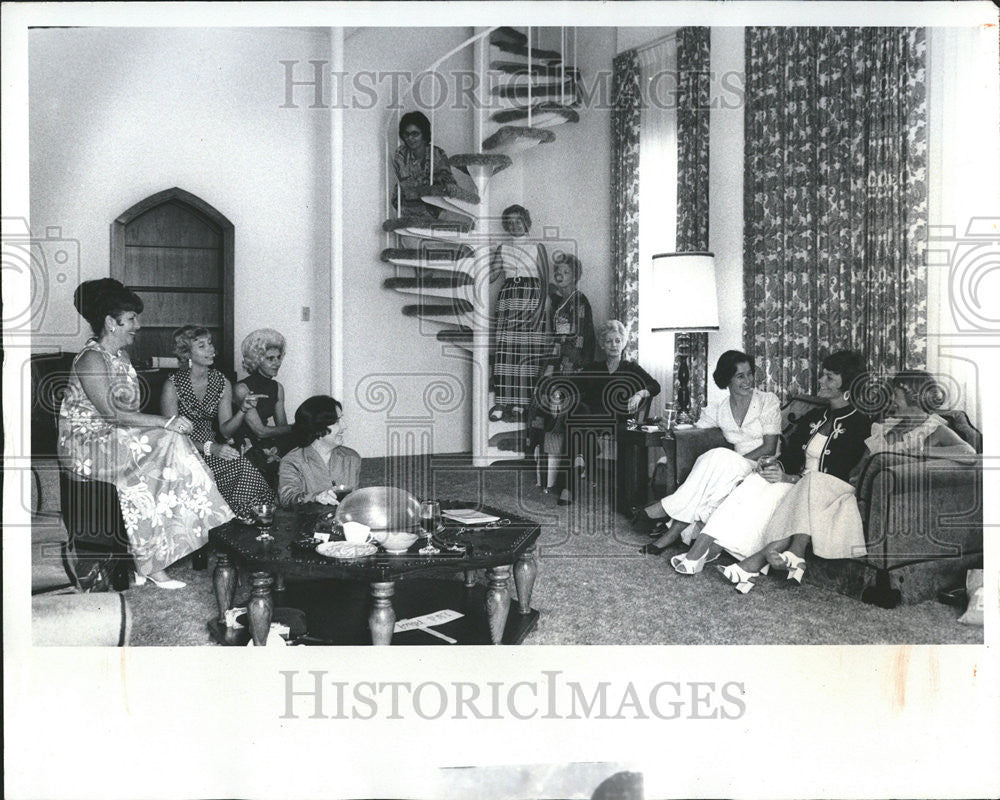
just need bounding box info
[316,541,377,560]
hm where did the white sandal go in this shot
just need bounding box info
[767,550,807,584]
[717,562,770,594]
[670,550,719,575]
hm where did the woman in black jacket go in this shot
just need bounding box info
[671,350,873,584]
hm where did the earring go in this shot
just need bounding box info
[188,358,193,369]
[842,391,850,401]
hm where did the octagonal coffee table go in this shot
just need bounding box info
[207,501,540,646]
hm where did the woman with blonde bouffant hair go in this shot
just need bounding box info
[233,328,295,485]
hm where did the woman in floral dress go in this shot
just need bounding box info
[58,279,234,589]
[161,326,276,522]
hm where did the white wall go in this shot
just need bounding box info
[29,27,332,416]
[341,27,477,458]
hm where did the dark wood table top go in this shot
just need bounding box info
[209,500,541,583]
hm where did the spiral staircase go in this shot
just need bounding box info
[380,26,582,466]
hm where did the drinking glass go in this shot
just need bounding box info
[418,500,441,555]
[757,455,779,472]
[419,500,440,541]
[332,483,353,502]
[252,502,277,542]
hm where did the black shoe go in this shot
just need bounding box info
[631,506,665,534]
[639,543,668,556]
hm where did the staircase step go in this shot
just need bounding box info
[489,27,528,47]
[491,104,580,127]
[482,126,556,153]
[488,430,526,452]
[491,39,562,65]
[384,275,472,290]
[449,153,513,196]
[490,60,582,80]
[383,217,474,243]
[492,80,577,99]
[436,326,473,344]
[414,183,480,206]
[449,153,513,175]
[402,300,474,317]
[419,185,481,219]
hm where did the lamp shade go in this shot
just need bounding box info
[649,251,719,331]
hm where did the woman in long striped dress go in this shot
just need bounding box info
[489,204,551,423]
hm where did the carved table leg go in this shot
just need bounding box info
[248,572,274,646]
[213,552,237,624]
[485,565,511,644]
[369,581,396,646]
[464,570,478,588]
[513,546,537,615]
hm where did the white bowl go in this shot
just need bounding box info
[376,530,419,554]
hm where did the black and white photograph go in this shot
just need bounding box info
[3,2,998,798]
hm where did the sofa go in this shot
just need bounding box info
[656,396,983,606]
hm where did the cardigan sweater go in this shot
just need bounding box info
[779,405,872,483]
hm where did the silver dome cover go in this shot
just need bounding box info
[334,486,421,532]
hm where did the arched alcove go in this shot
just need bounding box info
[111,187,235,375]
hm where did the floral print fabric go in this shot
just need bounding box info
[57,340,234,575]
[611,49,642,360]
[743,27,928,398]
[674,26,712,417]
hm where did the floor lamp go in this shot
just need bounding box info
[650,252,719,416]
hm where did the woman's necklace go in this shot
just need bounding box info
[554,289,577,316]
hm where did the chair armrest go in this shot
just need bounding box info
[32,592,131,646]
[857,452,982,564]
[659,428,731,493]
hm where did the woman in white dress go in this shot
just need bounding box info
[672,350,872,587]
[720,369,976,592]
[636,351,781,573]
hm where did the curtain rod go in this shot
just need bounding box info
[631,31,678,55]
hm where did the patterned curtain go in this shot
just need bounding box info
[674,27,711,416]
[611,49,642,360]
[744,27,928,398]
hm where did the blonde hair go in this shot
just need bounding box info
[597,319,627,340]
[241,328,286,373]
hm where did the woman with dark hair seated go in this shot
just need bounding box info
[556,319,660,505]
[392,109,458,219]
[636,350,781,572]
[58,279,233,589]
[233,328,295,485]
[725,368,976,592]
[278,395,362,506]
[161,326,276,522]
[672,350,874,588]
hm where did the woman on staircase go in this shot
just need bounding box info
[392,110,458,219]
[489,204,551,424]
[161,326,277,523]
[58,279,234,589]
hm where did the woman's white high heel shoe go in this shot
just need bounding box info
[767,550,806,584]
[135,571,186,590]
[670,550,719,575]
[717,562,769,594]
